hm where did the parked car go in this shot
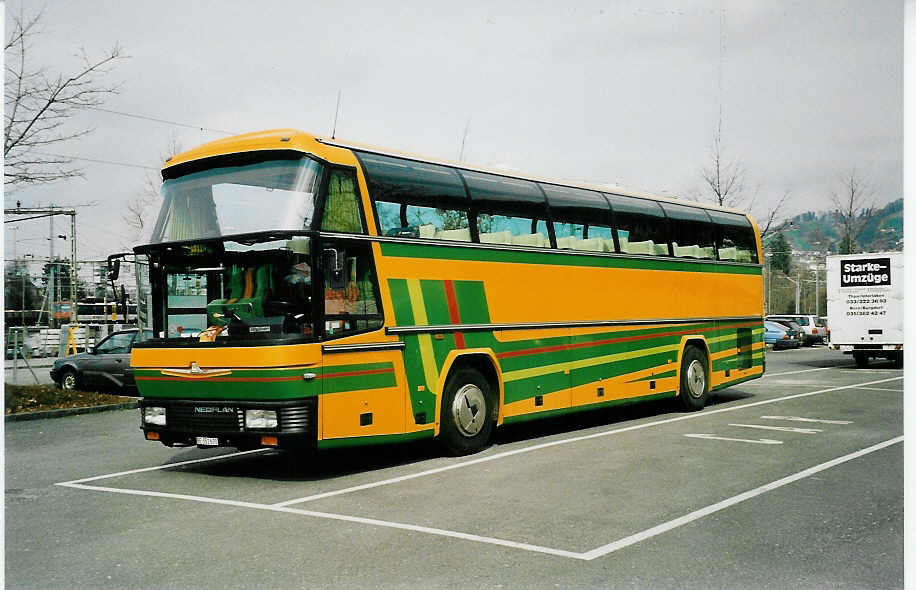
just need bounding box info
[5,343,30,360]
[768,319,805,346]
[764,321,801,350]
[766,314,825,346]
[819,316,830,342]
[50,329,146,394]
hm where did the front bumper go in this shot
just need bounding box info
[139,398,318,450]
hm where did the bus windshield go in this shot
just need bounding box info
[157,235,315,342]
[150,155,323,244]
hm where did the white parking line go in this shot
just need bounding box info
[272,375,901,508]
[58,436,903,561]
[56,481,582,560]
[729,423,822,434]
[761,416,853,425]
[52,374,903,563]
[761,365,852,378]
[578,436,903,560]
[57,448,269,486]
[683,434,782,445]
[855,387,904,392]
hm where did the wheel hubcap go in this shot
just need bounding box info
[686,360,706,398]
[452,384,486,437]
[63,374,75,390]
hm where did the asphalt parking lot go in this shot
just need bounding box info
[5,346,903,589]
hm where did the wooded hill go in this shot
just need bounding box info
[775,198,902,253]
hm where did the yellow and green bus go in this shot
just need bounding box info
[130,128,764,455]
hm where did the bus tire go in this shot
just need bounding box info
[678,346,709,411]
[439,367,496,456]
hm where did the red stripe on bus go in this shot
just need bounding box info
[137,367,394,383]
[495,321,760,359]
[320,368,395,379]
[136,376,302,382]
[443,279,465,349]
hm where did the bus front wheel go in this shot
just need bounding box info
[678,346,709,411]
[439,367,496,456]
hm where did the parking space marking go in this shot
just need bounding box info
[855,386,904,392]
[56,448,268,487]
[52,374,903,562]
[761,416,853,424]
[760,366,852,378]
[273,375,901,508]
[579,436,903,560]
[683,434,782,445]
[729,423,822,434]
[59,436,903,562]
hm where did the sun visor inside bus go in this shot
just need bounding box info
[355,152,469,209]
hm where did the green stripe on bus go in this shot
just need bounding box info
[387,279,415,326]
[379,242,762,275]
[626,369,678,383]
[503,390,677,424]
[318,428,435,448]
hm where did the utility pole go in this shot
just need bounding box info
[49,205,54,326]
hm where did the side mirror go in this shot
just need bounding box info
[107,258,120,281]
[322,248,342,273]
[323,248,347,289]
[88,346,96,355]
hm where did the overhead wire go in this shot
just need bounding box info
[84,106,237,136]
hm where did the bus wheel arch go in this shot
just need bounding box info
[436,351,501,455]
[677,337,710,411]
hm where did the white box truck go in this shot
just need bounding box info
[826,251,903,368]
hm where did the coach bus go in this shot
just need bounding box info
[129,129,764,455]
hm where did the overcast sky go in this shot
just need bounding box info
[3,0,903,271]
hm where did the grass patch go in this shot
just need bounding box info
[5,384,133,415]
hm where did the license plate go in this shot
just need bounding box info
[196,436,219,446]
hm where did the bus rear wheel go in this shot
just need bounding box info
[678,346,709,411]
[439,367,496,456]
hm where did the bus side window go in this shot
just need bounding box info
[323,242,383,337]
[376,202,471,241]
[660,203,716,259]
[356,152,471,239]
[540,184,614,252]
[477,213,550,247]
[321,169,364,234]
[707,210,759,263]
[461,170,550,248]
[603,194,669,256]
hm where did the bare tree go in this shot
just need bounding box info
[696,126,789,237]
[122,135,183,235]
[830,168,874,254]
[4,8,126,186]
[701,127,747,208]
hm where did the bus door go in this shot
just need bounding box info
[318,239,404,440]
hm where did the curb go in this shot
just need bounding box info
[5,401,139,422]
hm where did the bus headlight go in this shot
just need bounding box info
[143,406,166,426]
[245,409,278,429]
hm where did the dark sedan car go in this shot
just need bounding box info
[50,329,143,394]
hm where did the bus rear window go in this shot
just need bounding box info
[707,210,759,263]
